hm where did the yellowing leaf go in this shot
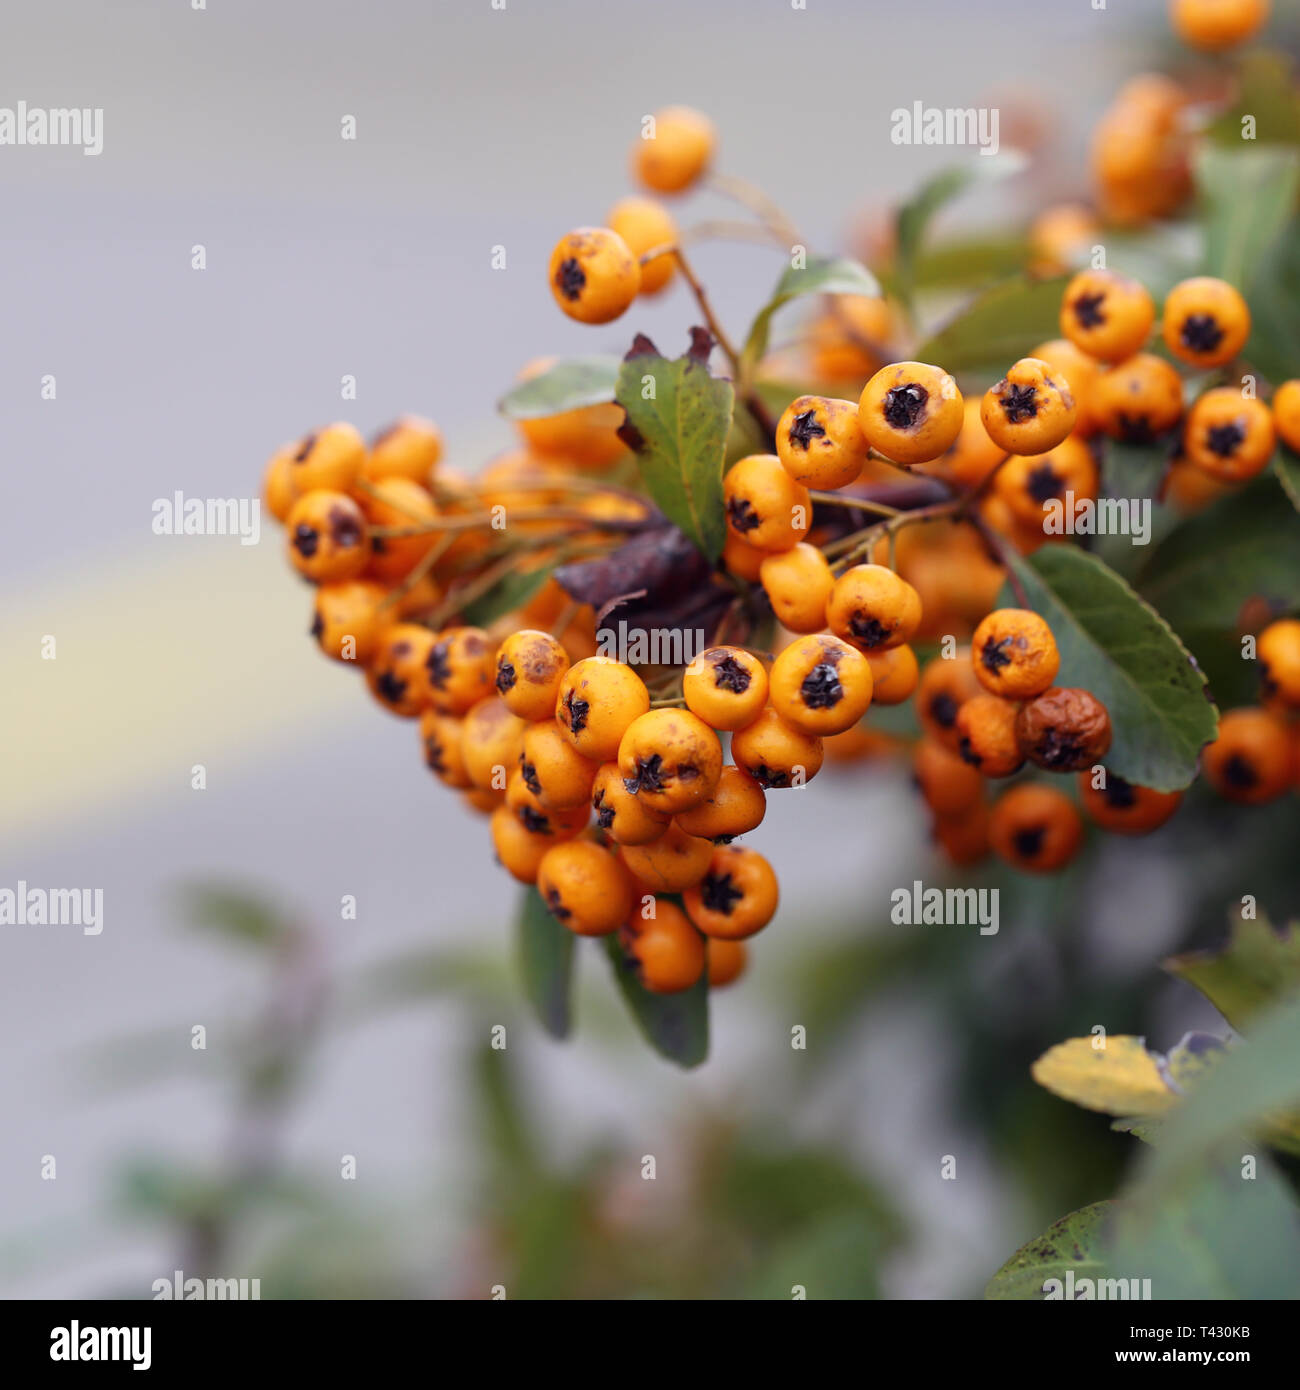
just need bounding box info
[1031,1036,1178,1117]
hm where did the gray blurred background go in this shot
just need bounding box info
[1,0,1175,1297]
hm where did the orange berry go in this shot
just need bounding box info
[682,845,779,941]
[826,563,922,651]
[759,544,835,634]
[620,822,715,892]
[674,764,767,842]
[606,195,678,294]
[724,453,811,552]
[730,706,824,789]
[682,646,769,731]
[776,395,869,490]
[971,609,1060,699]
[988,783,1084,873]
[555,656,651,762]
[955,693,1025,778]
[537,840,635,936]
[769,633,873,736]
[1060,269,1155,362]
[1202,707,1293,804]
[548,227,640,325]
[617,708,723,815]
[286,490,369,584]
[858,361,964,464]
[632,106,715,195]
[1077,770,1182,834]
[1162,276,1251,368]
[618,901,706,994]
[981,357,1077,455]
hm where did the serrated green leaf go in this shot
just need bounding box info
[1002,545,1218,791]
[915,274,1069,375]
[1196,144,1300,290]
[461,565,553,627]
[517,886,574,1040]
[984,1201,1115,1300]
[497,356,621,419]
[603,934,708,1068]
[895,152,1027,300]
[739,255,880,378]
[1276,445,1300,513]
[615,335,734,561]
[1165,915,1300,1029]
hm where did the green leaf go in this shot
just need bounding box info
[914,274,1069,375]
[461,565,553,627]
[1196,144,1300,291]
[1002,545,1218,791]
[517,887,575,1040]
[603,933,708,1068]
[911,234,1028,290]
[894,152,1027,300]
[1245,222,1300,381]
[1204,52,1300,150]
[739,255,880,378]
[615,331,734,561]
[1165,915,1300,1030]
[497,356,620,419]
[984,1201,1115,1300]
[1276,445,1300,514]
[179,885,289,949]
[1138,474,1300,631]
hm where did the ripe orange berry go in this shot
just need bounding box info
[505,769,589,839]
[1182,389,1275,482]
[362,416,442,489]
[937,397,1007,488]
[826,563,922,651]
[618,708,723,814]
[287,423,366,494]
[1028,202,1100,275]
[1273,380,1300,453]
[263,445,297,523]
[972,609,1060,699]
[556,656,651,762]
[723,453,812,552]
[1162,277,1251,368]
[1060,270,1155,362]
[538,840,635,936]
[1031,338,1103,438]
[759,544,835,634]
[989,783,1084,872]
[427,626,496,715]
[1203,707,1292,804]
[1170,0,1270,52]
[776,395,869,489]
[683,845,779,941]
[606,195,678,295]
[420,710,472,790]
[463,786,504,816]
[858,361,964,464]
[633,106,716,195]
[1077,770,1183,834]
[1258,618,1300,707]
[913,739,985,818]
[933,802,992,866]
[981,357,1077,455]
[618,902,706,994]
[674,764,767,842]
[807,294,895,381]
[707,938,748,988]
[312,580,391,664]
[490,804,553,884]
[461,698,526,791]
[769,633,873,736]
[682,646,769,730]
[993,436,1099,530]
[731,706,825,788]
[1015,687,1113,772]
[916,648,983,751]
[521,719,600,810]
[366,623,437,717]
[722,530,768,582]
[495,629,571,722]
[590,763,669,846]
[1094,352,1184,442]
[866,643,919,705]
[356,475,441,584]
[1090,76,1190,228]
[955,693,1025,778]
[286,490,369,584]
[549,227,641,325]
[620,823,715,892]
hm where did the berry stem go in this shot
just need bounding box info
[808,491,903,516]
[967,511,1030,606]
[704,172,801,247]
[954,452,1013,518]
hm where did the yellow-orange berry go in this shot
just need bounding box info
[311,580,391,664]
[955,694,1025,778]
[866,643,919,705]
[1028,203,1100,276]
[490,804,553,884]
[937,397,1006,489]
[461,697,526,791]
[549,227,640,325]
[617,709,723,814]
[1060,270,1155,362]
[722,530,768,582]
[730,706,824,788]
[769,633,873,736]
[1171,0,1270,52]
[858,361,964,464]
[682,646,769,731]
[537,840,635,936]
[420,710,472,790]
[913,739,985,818]
[933,802,992,867]
[607,195,678,294]
[1077,770,1183,834]
[427,626,496,715]
[1273,380,1300,453]
[263,444,297,523]
[505,769,589,840]
[723,453,811,552]
[826,563,922,651]
[287,423,366,494]
[590,763,669,846]
[776,395,869,489]
[683,845,779,941]
[759,544,835,634]
[1182,389,1275,483]
[495,629,571,722]
[981,357,1077,456]
[632,106,715,195]
[988,783,1084,873]
[1202,706,1292,804]
[674,764,767,843]
[1093,353,1184,442]
[620,823,715,892]
[1258,618,1300,707]
[366,623,437,717]
[707,938,748,987]
[916,648,983,751]
[992,436,1099,530]
[807,294,895,381]
[521,719,600,810]
[286,490,369,584]
[362,416,442,488]
[972,609,1060,699]
[555,656,651,762]
[1031,338,1103,437]
[356,476,441,584]
[618,902,706,994]
[1162,277,1251,368]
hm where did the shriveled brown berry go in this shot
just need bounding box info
[1015,687,1113,772]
